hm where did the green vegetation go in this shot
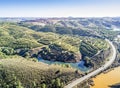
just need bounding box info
[80,41,98,57]
[0,21,111,88]
[0,22,42,49]
[19,18,120,41]
[95,29,120,40]
[0,67,24,88]
[0,22,109,62]
[80,38,108,57]
[20,23,99,38]
[0,58,82,88]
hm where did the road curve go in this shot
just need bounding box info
[64,39,116,88]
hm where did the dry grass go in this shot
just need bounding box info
[0,58,82,88]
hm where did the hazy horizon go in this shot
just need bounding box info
[0,0,120,17]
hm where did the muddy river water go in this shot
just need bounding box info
[91,66,120,88]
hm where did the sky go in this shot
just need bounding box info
[0,0,120,17]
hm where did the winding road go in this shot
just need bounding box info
[64,39,117,88]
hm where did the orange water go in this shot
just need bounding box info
[91,66,120,88]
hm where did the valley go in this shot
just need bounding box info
[0,17,120,88]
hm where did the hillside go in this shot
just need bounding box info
[19,17,120,40]
[20,17,120,29]
[0,57,83,88]
[0,19,114,88]
[0,22,109,63]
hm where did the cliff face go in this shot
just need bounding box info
[38,45,82,63]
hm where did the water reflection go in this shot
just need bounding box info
[38,58,90,72]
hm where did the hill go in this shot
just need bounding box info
[0,22,109,62]
[19,17,120,40]
[0,19,113,88]
[20,17,120,30]
[0,57,83,88]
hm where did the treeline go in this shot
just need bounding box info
[19,23,100,38]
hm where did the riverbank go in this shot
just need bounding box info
[64,39,116,88]
[77,42,120,88]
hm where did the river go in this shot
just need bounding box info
[91,66,120,88]
[38,58,90,72]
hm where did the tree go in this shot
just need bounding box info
[24,52,30,58]
[55,78,61,87]
[32,81,36,88]
[41,83,46,88]
[2,47,15,55]
[0,68,23,88]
